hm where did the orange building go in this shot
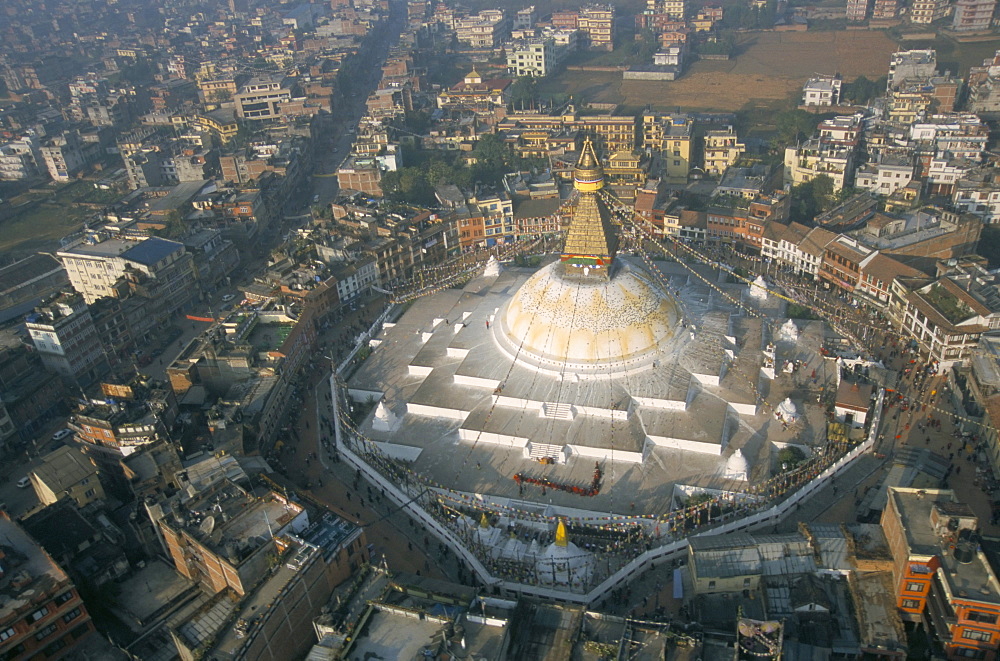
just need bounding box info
[883,488,1000,660]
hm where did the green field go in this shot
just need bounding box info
[0,181,100,257]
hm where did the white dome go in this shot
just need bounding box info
[535,540,594,587]
[723,448,749,480]
[748,275,768,300]
[498,260,681,372]
[777,397,798,421]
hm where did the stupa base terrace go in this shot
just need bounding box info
[331,258,881,602]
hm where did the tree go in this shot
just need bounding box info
[774,109,818,146]
[509,76,538,109]
[842,75,887,105]
[789,174,835,224]
[471,133,514,187]
[777,446,807,471]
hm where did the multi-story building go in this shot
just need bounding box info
[578,4,614,51]
[702,126,744,176]
[801,75,842,106]
[854,156,915,196]
[25,292,109,387]
[436,69,512,115]
[882,488,1000,660]
[0,512,95,660]
[761,222,835,278]
[871,0,901,18]
[820,235,869,292]
[889,271,1000,366]
[888,50,938,90]
[0,134,42,180]
[952,0,997,30]
[150,482,309,596]
[168,512,366,661]
[29,445,106,508]
[234,76,293,121]
[506,38,556,77]
[953,175,1000,224]
[909,0,951,23]
[455,10,510,48]
[846,0,871,21]
[57,235,198,316]
[641,113,693,183]
[39,130,87,182]
[784,138,855,191]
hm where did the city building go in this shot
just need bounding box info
[234,76,294,121]
[0,512,95,660]
[846,0,871,21]
[802,75,843,106]
[882,488,1000,660]
[56,235,198,316]
[578,4,615,51]
[25,292,110,387]
[909,0,951,23]
[952,0,997,30]
[29,445,105,508]
[784,138,855,191]
[150,481,309,596]
[702,126,744,176]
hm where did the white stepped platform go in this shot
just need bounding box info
[541,402,574,420]
[526,442,566,463]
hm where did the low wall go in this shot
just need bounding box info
[623,70,678,81]
[333,303,888,605]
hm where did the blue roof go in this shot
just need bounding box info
[121,237,183,266]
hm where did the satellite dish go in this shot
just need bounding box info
[200,515,216,535]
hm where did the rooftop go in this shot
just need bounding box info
[0,514,70,622]
[888,488,1000,605]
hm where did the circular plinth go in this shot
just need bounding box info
[497,260,681,374]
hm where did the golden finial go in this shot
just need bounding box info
[555,519,568,547]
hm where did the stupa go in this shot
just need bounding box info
[342,139,836,598]
[497,139,681,374]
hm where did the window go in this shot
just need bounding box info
[905,582,924,592]
[0,628,14,642]
[62,608,81,624]
[70,624,89,640]
[708,580,716,588]
[902,599,920,609]
[962,629,993,642]
[26,607,48,624]
[967,611,998,625]
[34,623,57,641]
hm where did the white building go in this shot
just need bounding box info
[854,157,915,196]
[784,139,855,191]
[801,75,842,107]
[0,134,42,180]
[26,293,109,386]
[952,177,1000,224]
[331,256,379,304]
[507,38,556,77]
[760,222,834,278]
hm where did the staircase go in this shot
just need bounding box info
[541,402,574,420]
[527,442,564,461]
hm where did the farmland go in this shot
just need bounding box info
[539,30,1000,113]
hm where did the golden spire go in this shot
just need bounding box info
[554,519,568,547]
[479,512,490,529]
[573,138,604,193]
[561,138,616,271]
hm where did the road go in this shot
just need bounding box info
[308,0,406,208]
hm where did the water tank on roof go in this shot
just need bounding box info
[954,528,979,564]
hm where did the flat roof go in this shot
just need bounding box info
[121,236,185,266]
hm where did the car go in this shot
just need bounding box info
[313,194,320,203]
[16,477,30,489]
[51,429,72,441]
[221,293,236,302]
